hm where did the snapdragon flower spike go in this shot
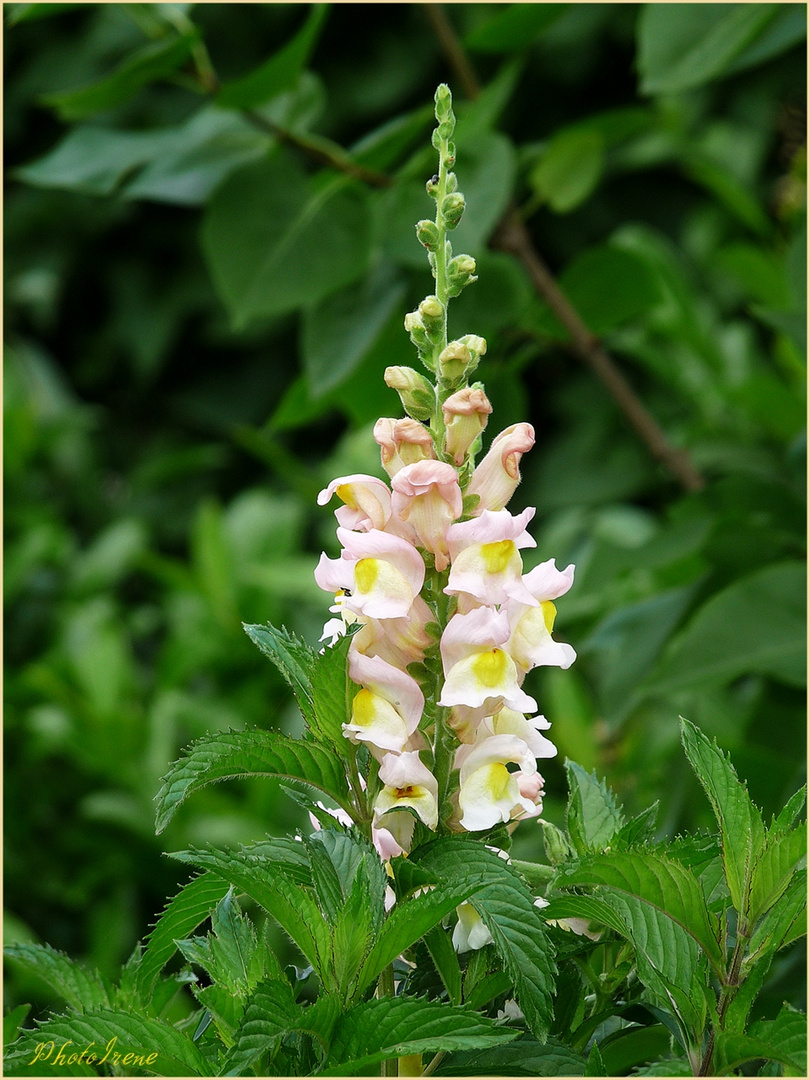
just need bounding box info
[391,460,463,571]
[455,733,540,831]
[438,607,538,714]
[317,474,394,532]
[374,750,439,832]
[506,560,577,673]
[467,423,535,513]
[314,528,424,619]
[445,507,538,607]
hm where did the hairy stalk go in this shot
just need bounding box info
[698,924,750,1076]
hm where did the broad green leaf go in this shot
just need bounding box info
[170,846,333,986]
[598,1026,674,1076]
[552,849,724,974]
[714,1004,807,1074]
[216,4,329,109]
[354,878,491,999]
[650,563,807,693]
[4,1009,208,1076]
[389,854,440,898]
[540,894,629,938]
[3,943,111,1011]
[243,622,317,726]
[424,924,462,1006]
[201,154,371,329]
[566,760,625,854]
[414,839,557,1039]
[615,802,660,847]
[302,263,406,397]
[530,128,604,213]
[331,865,376,1000]
[723,3,807,76]
[306,838,349,923]
[308,829,387,929]
[637,4,780,95]
[533,244,663,338]
[748,826,806,923]
[772,785,806,833]
[464,4,569,52]
[3,1003,30,1047]
[155,729,352,833]
[208,890,267,996]
[747,869,807,963]
[434,1034,587,1076]
[320,996,519,1075]
[220,978,301,1076]
[41,33,199,121]
[679,718,765,917]
[191,981,243,1043]
[14,126,174,197]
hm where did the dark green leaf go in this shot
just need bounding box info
[331,865,376,1000]
[3,1004,30,1047]
[530,128,604,213]
[566,760,625,854]
[41,33,198,121]
[637,4,780,95]
[3,944,111,1012]
[221,978,301,1077]
[748,826,806,923]
[464,4,569,52]
[714,1004,807,1074]
[414,840,557,1039]
[772,785,806,833]
[747,869,807,962]
[201,154,371,328]
[679,718,765,917]
[320,996,519,1074]
[4,1010,208,1076]
[424,924,462,1006]
[435,1034,587,1076]
[216,4,329,109]
[302,263,406,397]
[243,622,317,726]
[650,564,807,693]
[155,728,352,833]
[552,849,724,974]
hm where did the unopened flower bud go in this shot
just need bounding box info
[438,341,472,385]
[419,295,445,339]
[541,820,572,866]
[415,219,441,251]
[446,254,477,297]
[444,142,456,169]
[384,366,435,421]
[426,173,440,198]
[374,417,436,478]
[441,192,465,230]
[446,172,458,193]
[459,334,487,373]
[434,83,453,118]
[442,386,492,465]
[467,422,535,512]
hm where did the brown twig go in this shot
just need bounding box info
[423,3,706,493]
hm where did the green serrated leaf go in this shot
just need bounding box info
[309,829,387,930]
[216,4,329,109]
[3,943,111,1013]
[414,839,557,1039]
[389,854,440,898]
[747,868,807,968]
[207,889,266,997]
[748,825,806,923]
[320,995,519,1075]
[41,33,198,122]
[714,1004,807,1074]
[154,728,353,833]
[308,630,358,754]
[170,846,334,988]
[4,1009,208,1076]
[3,1003,31,1047]
[220,978,302,1076]
[354,876,492,1000]
[552,849,724,976]
[566,760,625,854]
[243,622,317,725]
[679,718,765,919]
[614,802,660,847]
[772,785,807,833]
[424,925,462,1006]
[434,1034,588,1076]
[332,864,376,1001]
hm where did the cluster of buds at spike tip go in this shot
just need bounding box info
[313,84,577,946]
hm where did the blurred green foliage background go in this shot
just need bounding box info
[4,1,806,1026]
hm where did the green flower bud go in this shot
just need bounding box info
[415,219,441,251]
[444,141,456,169]
[460,334,487,362]
[434,83,453,119]
[446,253,477,297]
[446,172,459,193]
[426,173,440,198]
[540,821,572,866]
[404,311,429,350]
[419,295,445,337]
[437,118,455,141]
[441,192,465,230]
[384,366,435,421]
[438,340,472,384]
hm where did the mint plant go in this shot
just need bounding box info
[4,85,805,1079]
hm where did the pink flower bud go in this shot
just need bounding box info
[391,460,463,571]
[467,423,535,512]
[373,417,436,478]
[442,387,492,465]
[317,474,392,532]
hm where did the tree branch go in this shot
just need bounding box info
[423,3,706,493]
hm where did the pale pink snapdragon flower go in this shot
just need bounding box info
[314,528,424,620]
[442,387,492,466]
[317,474,393,532]
[390,460,463,571]
[445,507,538,607]
[506,559,577,673]
[454,733,540,831]
[344,650,425,758]
[438,606,537,714]
[374,417,436,478]
[373,750,439,835]
[349,594,434,670]
[467,423,535,512]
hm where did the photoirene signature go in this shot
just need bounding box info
[29,1036,158,1069]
